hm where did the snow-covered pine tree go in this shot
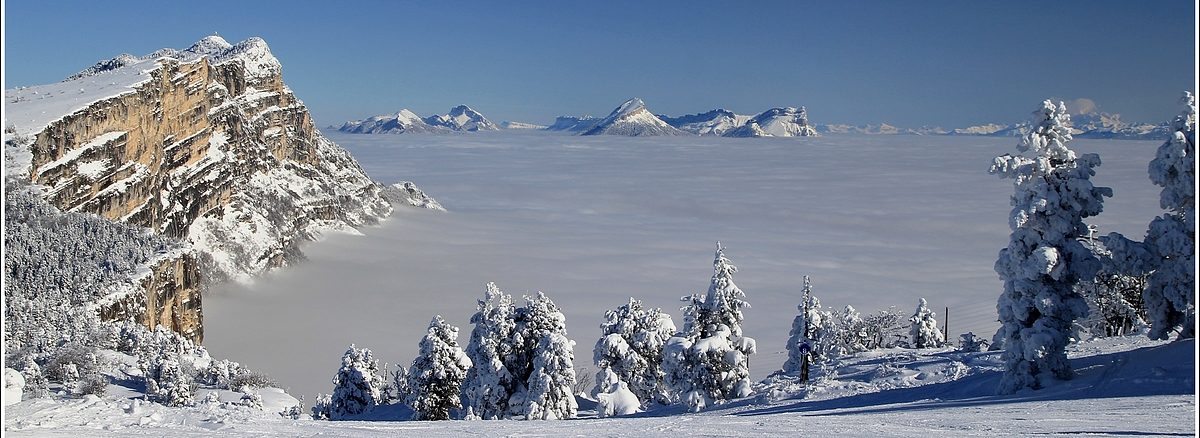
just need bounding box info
[18,356,48,399]
[512,292,577,420]
[989,100,1111,393]
[391,365,408,407]
[1142,92,1196,339]
[783,276,827,375]
[143,353,195,407]
[832,305,868,356]
[311,393,332,420]
[1078,235,1149,337]
[405,315,472,421]
[909,298,945,348]
[958,332,989,352]
[328,344,384,419]
[662,243,756,412]
[592,297,676,406]
[462,282,517,419]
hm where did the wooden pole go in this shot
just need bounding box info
[944,306,950,344]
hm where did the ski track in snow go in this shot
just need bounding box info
[203,130,1164,405]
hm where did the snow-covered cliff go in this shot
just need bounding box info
[3,36,392,341]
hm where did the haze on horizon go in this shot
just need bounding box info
[2,0,1196,129]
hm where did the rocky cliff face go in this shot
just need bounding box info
[4,36,392,342]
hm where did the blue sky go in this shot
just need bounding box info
[3,1,1195,127]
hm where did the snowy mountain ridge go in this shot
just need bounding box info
[339,105,498,134]
[723,107,819,138]
[659,109,752,136]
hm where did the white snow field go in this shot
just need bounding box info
[5,336,1193,436]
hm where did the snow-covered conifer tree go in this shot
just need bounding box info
[909,298,945,348]
[831,305,868,356]
[462,282,517,419]
[405,315,472,420]
[144,354,195,407]
[662,243,756,412]
[989,100,1111,393]
[958,332,989,352]
[593,297,676,405]
[18,356,48,399]
[311,393,332,420]
[783,276,828,374]
[1142,92,1196,339]
[391,365,408,406]
[513,292,577,420]
[328,345,384,419]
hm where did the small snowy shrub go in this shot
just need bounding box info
[909,298,945,348]
[958,332,989,353]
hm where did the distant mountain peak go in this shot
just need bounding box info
[341,105,497,134]
[660,109,748,136]
[425,105,498,132]
[724,106,818,138]
[612,97,648,117]
[186,35,233,56]
[581,98,686,136]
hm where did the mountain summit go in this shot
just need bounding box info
[340,105,497,134]
[724,107,818,138]
[660,109,752,136]
[424,105,498,132]
[581,98,687,136]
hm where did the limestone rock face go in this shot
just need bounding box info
[5,36,392,342]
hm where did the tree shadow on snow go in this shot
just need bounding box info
[736,340,1194,418]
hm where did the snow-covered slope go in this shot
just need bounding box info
[499,121,547,130]
[338,109,443,134]
[580,98,688,136]
[660,109,751,136]
[724,107,818,138]
[424,105,498,132]
[5,336,1190,437]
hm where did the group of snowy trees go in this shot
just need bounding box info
[317,285,578,421]
[779,276,947,380]
[989,94,1195,393]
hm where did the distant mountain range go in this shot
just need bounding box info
[545,98,820,138]
[338,100,1172,141]
[339,105,497,134]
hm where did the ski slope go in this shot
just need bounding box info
[5,337,1193,436]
